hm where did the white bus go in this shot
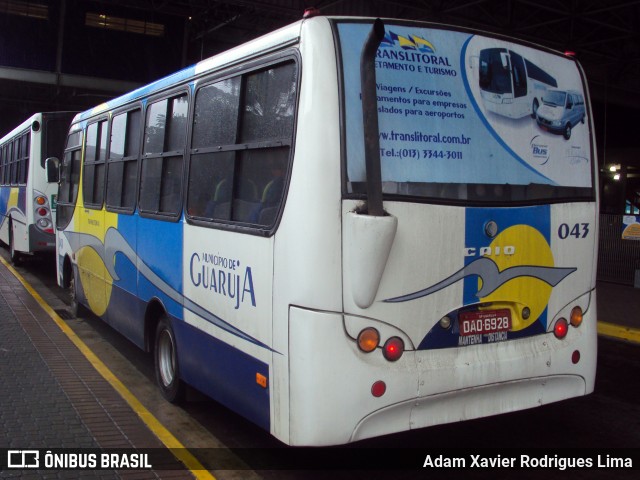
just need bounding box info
[478,47,558,118]
[0,112,75,263]
[51,14,598,446]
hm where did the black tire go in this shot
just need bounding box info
[563,123,572,140]
[531,99,539,119]
[69,267,89,318]
[8,221,21,266]
[154,315,186,403]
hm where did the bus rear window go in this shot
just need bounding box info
[336,21,594,204]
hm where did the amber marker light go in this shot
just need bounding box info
[357,327,380,353]
[570,306,583,327]
[256,373,268,388]
[35,196,46,205]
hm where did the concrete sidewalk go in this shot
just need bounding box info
[0,259,191,478]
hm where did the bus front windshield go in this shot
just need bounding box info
[336,21,594,204]
[543,90,567,107]
[479,48,512,95]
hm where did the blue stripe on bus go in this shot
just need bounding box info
[175,319,271,432]
[106,280,271,432]
[136,216,184,311]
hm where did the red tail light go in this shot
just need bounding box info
[371,380,386,397]
[383,337,404,361]
[572,350,581,364]
[554,318,568,339]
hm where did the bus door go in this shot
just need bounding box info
[76,119,109,318]
[508,50,529,117]
[102,108,142,343]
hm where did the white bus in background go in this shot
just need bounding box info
[479,47,558,119]
[51,13,598,446]
[0,112,75,263]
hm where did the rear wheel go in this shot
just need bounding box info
[69,267,89,318]
[531,99,540,118]
[154,315,186,403]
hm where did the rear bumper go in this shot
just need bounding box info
[28,224,56,253]
[352,374,585,442]
[536,119,565,134]
[288,300,596,446]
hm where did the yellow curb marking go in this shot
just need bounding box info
[598,321,640,345]
[0,257,215,480]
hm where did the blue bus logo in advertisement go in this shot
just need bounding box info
[381,31,436,52]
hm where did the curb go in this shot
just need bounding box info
[598,321,640,345]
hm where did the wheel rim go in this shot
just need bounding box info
[9,227,15,258]
[158,329,176,387]
[69,276,77,304]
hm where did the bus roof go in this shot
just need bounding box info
[1,111,77,143]
[69,14,577,128]
[72,19,304,125]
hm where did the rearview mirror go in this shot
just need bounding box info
[45,157,60,183]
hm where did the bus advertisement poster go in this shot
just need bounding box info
[338,22,592,191]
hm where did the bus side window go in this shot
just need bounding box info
[140,94,188,218]
[10,138,18,185]
[509,51,527,98]
[237,63,296,226]
[188,77,239,220]
[57,131,83,228]
[2,143,10,185]
[240,63,296,143]
[187,61,296,228]
[18,132,30,185]
[83,119,108,208]
[107,109,141,213]
[0,144,6,185]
